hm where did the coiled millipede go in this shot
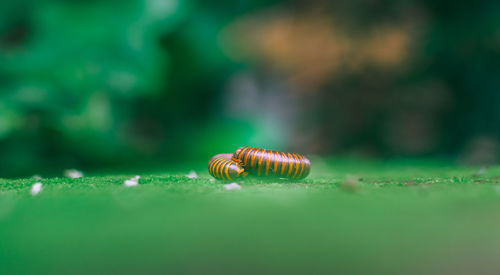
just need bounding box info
[208,147,310,181]
[208,153,248,181]
[232,146,310,180]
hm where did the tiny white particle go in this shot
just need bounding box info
[209,178,215,183]
[31,175,42,180]
[185,170,198,179]
[64,169,84,179]
[31,182,43,196]
[124,176,140,187]
[224,182,242,191]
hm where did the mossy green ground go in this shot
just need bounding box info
[1,158,500,274]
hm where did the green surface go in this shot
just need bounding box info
[1,159,500,274]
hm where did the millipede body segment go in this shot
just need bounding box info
[207,154,247,181]
[232,146,310,180]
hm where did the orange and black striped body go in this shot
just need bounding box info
[208,154,247,181]
[232,146,310,180]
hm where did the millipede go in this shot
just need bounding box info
[231,146,310,180]
[207,153,247,181]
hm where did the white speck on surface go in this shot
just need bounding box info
[185,170,198,179]
[224,182,242,191]
[209,178,215,183]
[124,176,140,187]
[31,175,42,180]
[64,169,84,179]
[31,182,43,196]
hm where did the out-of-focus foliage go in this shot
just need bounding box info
[0,0,499,176]
[0,0,250,176]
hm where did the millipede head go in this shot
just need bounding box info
[231,157,244,166]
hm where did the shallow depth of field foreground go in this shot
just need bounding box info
[1,159,500,274]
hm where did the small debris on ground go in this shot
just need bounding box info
[31,182,43,196]
[185,170,198,179]
[124,176,140,187]
[340,176,359,193]
[209,178,215,183]
[64,169,84,179]
[224,182,242,191]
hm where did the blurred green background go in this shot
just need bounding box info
[1,0,499,177]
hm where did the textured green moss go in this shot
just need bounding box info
[1,159,500,273]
